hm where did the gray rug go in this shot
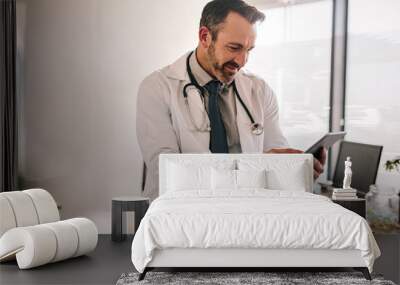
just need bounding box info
[116,271,396,285]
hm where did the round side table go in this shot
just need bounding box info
[111,196,149,242]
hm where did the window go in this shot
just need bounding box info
[346,0,400,195]
[247,0,333,150]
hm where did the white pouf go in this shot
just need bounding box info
[0,189,98,269]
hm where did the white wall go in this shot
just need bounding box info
[16,0,209,233]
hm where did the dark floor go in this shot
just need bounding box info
[1,234,399,285]
[374,233,400,284]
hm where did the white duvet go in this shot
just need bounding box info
[131,189,380,273]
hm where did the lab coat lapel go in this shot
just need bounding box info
[235,73,262,153]
[165,52,211,152]
[165,52,190,81]
[166,52,210,132]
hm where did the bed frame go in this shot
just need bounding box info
[139,248,371,280]
[138,154,372,281]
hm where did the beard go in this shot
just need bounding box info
[207,42,239,83]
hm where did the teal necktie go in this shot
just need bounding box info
[204,80,228,153]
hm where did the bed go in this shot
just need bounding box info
[131,154,380,280]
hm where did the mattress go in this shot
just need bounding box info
[131,189,380,273]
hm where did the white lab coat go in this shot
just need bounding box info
[136,52,288,200]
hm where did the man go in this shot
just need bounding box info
[137,0,325,200]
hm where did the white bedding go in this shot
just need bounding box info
[131,189,380,273]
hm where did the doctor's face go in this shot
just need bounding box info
[206,12,257,83]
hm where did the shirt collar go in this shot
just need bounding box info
[189,50,235,94]
[189,50,214,87]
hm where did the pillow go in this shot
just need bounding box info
[266,162,308,191]
[211,168,268,190]
[238,158,310,192]
[167,162,211,191]
[236,169,267,189]
[211,168,236,190]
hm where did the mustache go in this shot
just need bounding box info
[223,61,240,69]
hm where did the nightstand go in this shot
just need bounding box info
[332,198,366,218]
[111,196,150,242]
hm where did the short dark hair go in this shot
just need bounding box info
[200,0,265,40]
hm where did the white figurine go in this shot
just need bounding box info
[343,156,352,189]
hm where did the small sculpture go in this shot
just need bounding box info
[343,156,352,189]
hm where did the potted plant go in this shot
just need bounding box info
[367,157,400,233]
[385,157,400,172]
[385,157,400,226]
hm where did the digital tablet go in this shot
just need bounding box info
[305,132,346,157]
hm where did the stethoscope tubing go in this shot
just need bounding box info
[183,51,262,135]
[231,81,255,125]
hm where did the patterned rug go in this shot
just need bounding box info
[116,271,396,285]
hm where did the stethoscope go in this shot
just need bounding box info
[183,51,264,136]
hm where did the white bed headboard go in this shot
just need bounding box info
[159,154,314,195]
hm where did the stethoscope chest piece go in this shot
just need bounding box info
[251,123,264,136]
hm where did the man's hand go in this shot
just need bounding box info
[265,147,327,179]
[313,147,327,180]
